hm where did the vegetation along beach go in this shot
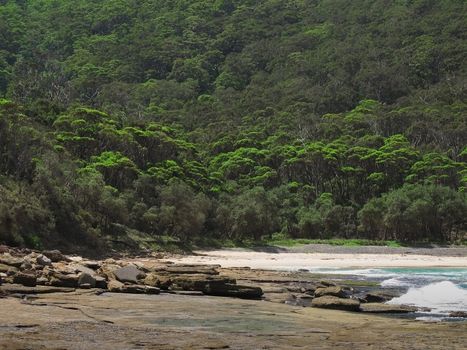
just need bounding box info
[0,0,466,348]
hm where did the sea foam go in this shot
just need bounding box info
[388,281,467,314]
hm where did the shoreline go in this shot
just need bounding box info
[161,248,467,270]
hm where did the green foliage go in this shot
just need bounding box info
[0,0,465,250]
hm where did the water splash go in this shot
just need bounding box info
[388,281,467,314]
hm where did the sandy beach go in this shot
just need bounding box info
[162,246,467,270]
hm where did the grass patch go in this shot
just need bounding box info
[263,235,403,248]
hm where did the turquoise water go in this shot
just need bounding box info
[309,267,467,320]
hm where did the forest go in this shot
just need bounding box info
[0,0,466,251]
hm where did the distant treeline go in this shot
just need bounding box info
[0,0,466,249]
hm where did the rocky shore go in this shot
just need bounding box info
[1,245,466,349]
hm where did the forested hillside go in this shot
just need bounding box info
[0,0,466,251]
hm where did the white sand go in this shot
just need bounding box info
[163,250,467,270]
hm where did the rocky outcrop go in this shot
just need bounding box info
[359,303,417,313]
[314,286,347,298]
[311,296,360,311]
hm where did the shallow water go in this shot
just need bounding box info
[308,267,467,321]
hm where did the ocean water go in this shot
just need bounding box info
[308,267,467,321]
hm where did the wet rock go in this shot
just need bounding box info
[295,293,314,307]
[314,286,347,298]
[78,273,96,288]
[311,296,360,311]
[449,311,467,318]
[0,254,24,268]
[114,265,146,283]
[363,291,400,303]
[13,272,37,287]
[359,303,417,313]
[202,283,263,299]
[36,254,52,266]
[42,250,68,263]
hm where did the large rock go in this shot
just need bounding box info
[49,273,79,288]
[0,254,24,268]
[13,272,37,287]
[360,303,417,313]
[314,286,347,298]
[362,291,400,303]
[202,283,263,299]
[36,254,52,266]
[42,250,68,262]
[78,273,96,288]
[449,311,467,318]
[144,273,173,289]
[95,276,108,289]
[114,265,146,283]
[107,279,125,292]
[311,296,360,312]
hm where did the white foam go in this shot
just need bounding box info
[380,277,413,288]
[388,281,467,314]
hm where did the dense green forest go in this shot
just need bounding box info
[0,0,466,251]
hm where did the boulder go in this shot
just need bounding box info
[202,283,263,299]
[359,303,417,313]
[13,272,37,287]
[114,265,146,283]
[362,291,399,303]
[36,254,52,266]
[311,296,360,312]
[107,279,125,292]
[78,273,96,288]
[95,276,108,289]
[42,250,68,262]
[0,245,9,254]
[144,273,173,289]
[449,311,467,318]
[70,264,97,276]
[0,254,24,268]
[49,273,79,288]
[314,286,347,298]
[98,264,122,281]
